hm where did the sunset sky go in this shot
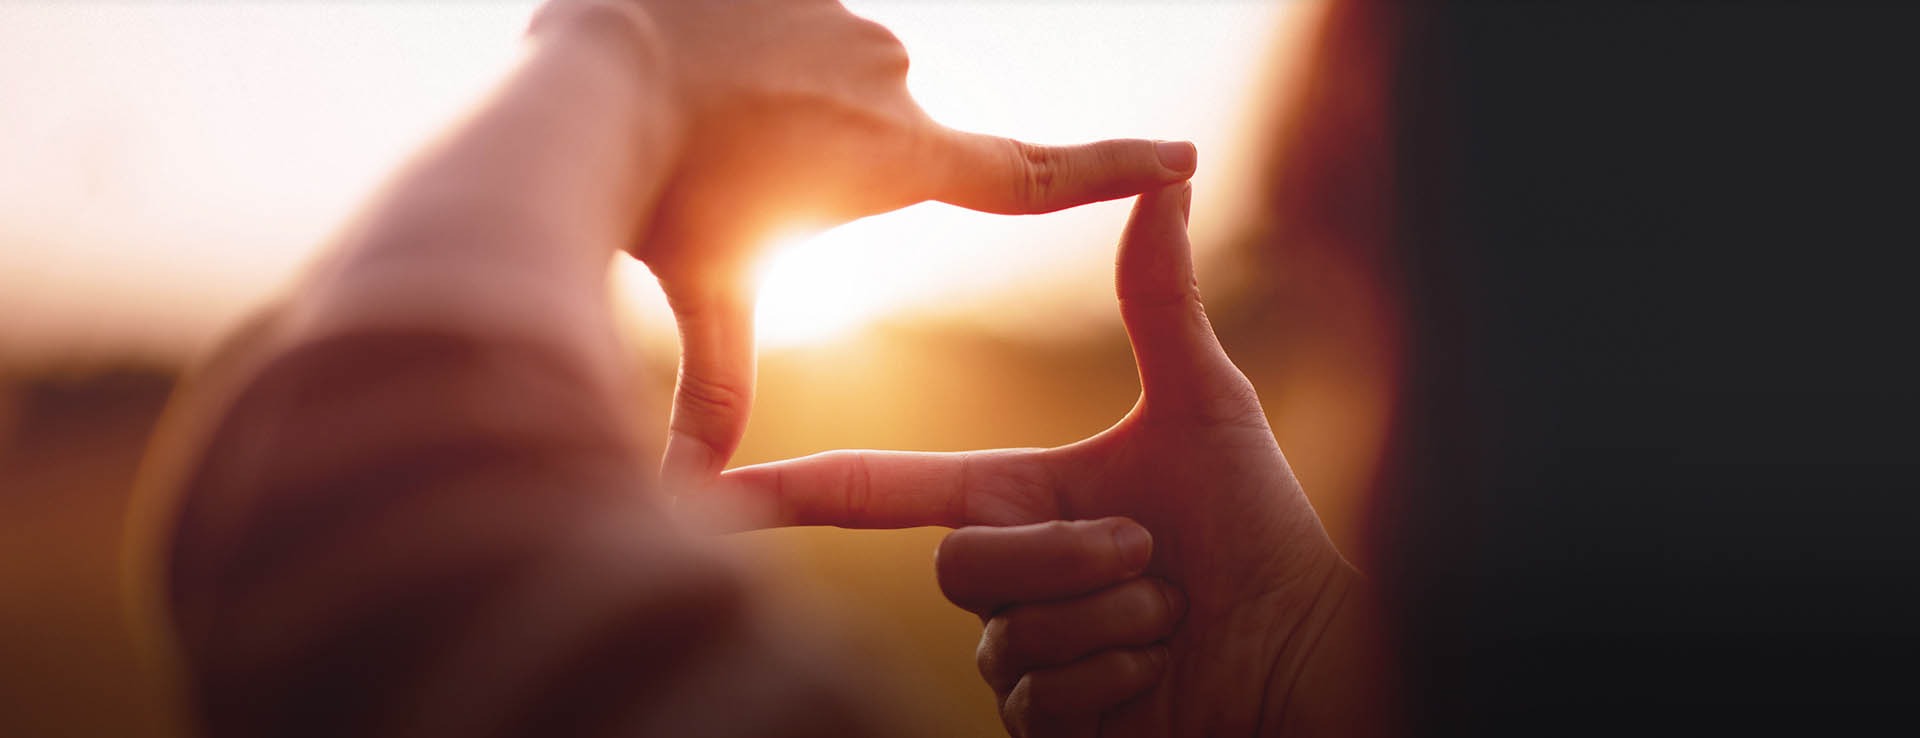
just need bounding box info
[0,1,1307,364]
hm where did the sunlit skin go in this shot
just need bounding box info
[712,185,1392,737]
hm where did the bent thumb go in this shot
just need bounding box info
[660,277,757,489]
[1115,182,1257,420]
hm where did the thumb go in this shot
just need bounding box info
[931,129,1196,215]
[660,276,758,488]
[1115,182,1257,420]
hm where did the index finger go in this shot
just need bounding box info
[930,129,1196,215]
[695,449,1062,531]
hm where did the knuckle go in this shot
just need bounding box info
[1202,369,1268,426]
[852,16,902,45]
[976,620,1018,689]
[874,32,911,74]
[673,370,749,417]
[1002,454,1059,508]
[990,610,1034,660]
[838,451,875,523]
[845,17,911,74]
[1009,673,1054,719]
[1000,677,1036,736]
[1012,140,1057,210]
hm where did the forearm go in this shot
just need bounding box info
[283,0,679,388]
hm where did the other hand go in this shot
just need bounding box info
[712,183,1388,737]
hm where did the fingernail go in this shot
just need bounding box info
[1112,521,1153,572]
[1179,181,1193,220]
[1155,140,1197,176]
[1160,582,1187,623]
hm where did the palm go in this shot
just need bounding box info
[1056,414,1349,737]
[717,185,1355,736]
[930,356,1346,737]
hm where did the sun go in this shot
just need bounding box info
[752,228,889,347]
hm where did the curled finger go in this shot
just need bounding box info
[977,577,1185,694]
[1001,646,1169,738]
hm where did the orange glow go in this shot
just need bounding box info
[0,1,1304,358]
[753,1,1300,347]
[753,228,885,346]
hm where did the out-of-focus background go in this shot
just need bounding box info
[0,2,1402,735]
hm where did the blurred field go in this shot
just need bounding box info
[1,365,178,735]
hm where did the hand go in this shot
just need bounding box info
[709,183,1389,736]
[534,0,1199,484]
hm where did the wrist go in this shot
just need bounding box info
[525,0,688,208]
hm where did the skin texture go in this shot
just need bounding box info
[714,184,1394,737]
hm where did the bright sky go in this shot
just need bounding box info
[0,1,1307,364]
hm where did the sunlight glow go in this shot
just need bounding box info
[0,2,1305,361]
[754,230,883,346]
[713,1,1304,348]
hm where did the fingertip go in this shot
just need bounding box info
[1154,140,1197,178]
[661,431,719,489]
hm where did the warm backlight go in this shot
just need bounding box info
[753,229,883,346]
[0,2,1304,359]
